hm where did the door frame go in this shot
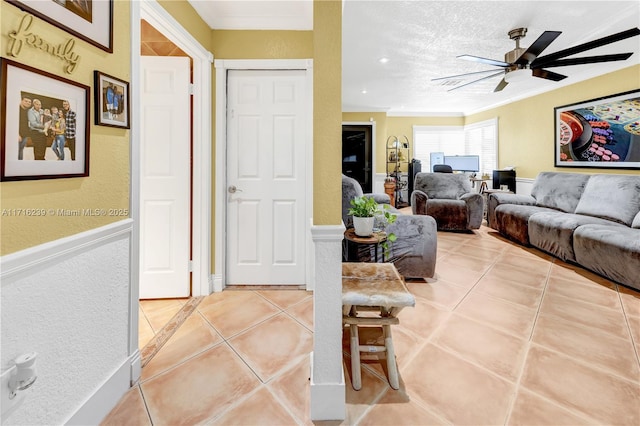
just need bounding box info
[130,0,213,349]
[214,60,314,292]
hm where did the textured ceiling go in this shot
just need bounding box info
[190,0,640,115]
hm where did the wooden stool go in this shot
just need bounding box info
[342,263,415,390]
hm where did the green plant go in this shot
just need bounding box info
[348,196,378,218]
[378,207,397,259]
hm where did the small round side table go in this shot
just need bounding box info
[343,228,387,262]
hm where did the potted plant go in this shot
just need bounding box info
[348,196,378,236]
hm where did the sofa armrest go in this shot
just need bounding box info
[460,192,484,229]
[487,193,536,229]
[410,189,428,215]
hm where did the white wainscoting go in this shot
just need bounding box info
[516,178,535,196]
[1,220,137,425]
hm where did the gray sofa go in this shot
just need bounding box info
[342,174,438,279]
[488,172,640,290]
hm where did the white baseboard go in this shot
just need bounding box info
[65,351,140,425]
[212,273,223,292]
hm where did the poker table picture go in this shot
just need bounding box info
[557,98,640,164]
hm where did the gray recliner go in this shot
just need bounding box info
[342,174,438,279]
[411,172,484,231]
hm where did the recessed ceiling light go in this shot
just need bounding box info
[379,57,389,64]
[361,89,368,94]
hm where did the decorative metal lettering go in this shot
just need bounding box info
[7,14,81,74]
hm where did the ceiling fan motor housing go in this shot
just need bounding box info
[505,28,528,70]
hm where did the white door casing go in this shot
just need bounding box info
[226,70,307,285]
[139,56,191,298]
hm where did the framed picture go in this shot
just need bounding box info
[94,71,130,129]
[555,89,640,169]
[1,58,90,181]
[6,0,113,53]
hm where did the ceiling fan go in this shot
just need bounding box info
[434,27,640,92]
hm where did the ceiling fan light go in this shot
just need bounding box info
[504,68,532,83]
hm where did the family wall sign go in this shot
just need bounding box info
[6,13,81,74]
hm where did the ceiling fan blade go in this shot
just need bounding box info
[533,53,634,68]
[532,68,567,81]
[448,70,505,92]
[457,54,510,68]
[431,69,509,81]
[532,27,640,68]
[494,78,508,92]
[515,31,562,65]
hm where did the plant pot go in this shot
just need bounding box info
[353,216,374,237]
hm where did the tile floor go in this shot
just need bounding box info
[103,226,640,425]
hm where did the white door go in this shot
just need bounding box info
[226,70,307,285]
[139,56,191,299]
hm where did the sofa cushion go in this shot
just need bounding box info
[633,211,640,229]
[531,172,590,213]
[573,224,640,290]
[528,212,628,262]
[574,175,640,226]
[495,204,557,245]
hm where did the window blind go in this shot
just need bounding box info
[413,118,498,175]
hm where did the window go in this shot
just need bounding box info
[413,118,498,174]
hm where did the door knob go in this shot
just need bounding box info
[228,185,242,193]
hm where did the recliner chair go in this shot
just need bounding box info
[411,172,484,231]
[342,174,438,279]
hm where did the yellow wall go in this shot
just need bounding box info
[212,30,313,59]
[312,0,342,224]
[0,1,131,255]
[157,0,212,49]
[467,65,640,178]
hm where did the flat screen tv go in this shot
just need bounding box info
[443,155,480,172]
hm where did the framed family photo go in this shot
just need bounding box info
[94,71,130,129]
[6,0,113,53]
[555,89,640,169]
[1,59,90,181]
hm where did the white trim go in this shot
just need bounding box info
[64,351,140,425]
[134,0,213,300]
[1,219,133,282]
[388,110,465,117]
[341,121,377,180]
[214,59,314,292]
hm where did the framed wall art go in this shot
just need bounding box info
[555,89,640,169]
[6,0,113,53]
[94,71,130,129]
[1,59,90,181]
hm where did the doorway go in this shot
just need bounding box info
[225,70,308,286]
[131,0,213,360]
[214,59,314,292]
[342,124,374,193]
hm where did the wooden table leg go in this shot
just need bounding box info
[383,324,399,390]
[349,324,362,390]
